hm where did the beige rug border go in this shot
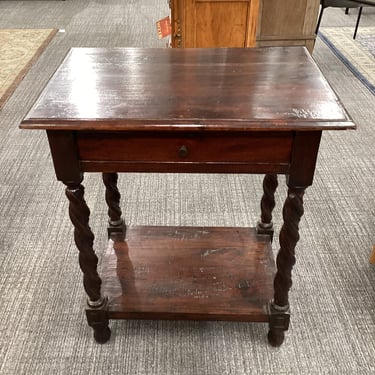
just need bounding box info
[0,28,58,109]
[319,26,375,87]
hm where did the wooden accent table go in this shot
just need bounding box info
[20,47,355,346]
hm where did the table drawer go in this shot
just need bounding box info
[77,132,293,164]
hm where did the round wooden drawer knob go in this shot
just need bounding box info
[178,145,188,158]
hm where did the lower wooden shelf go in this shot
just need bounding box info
[101,226,275,322]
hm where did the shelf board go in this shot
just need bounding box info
[101,225,275,322]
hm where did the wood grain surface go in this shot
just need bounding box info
[21,47,355,132]
[102,226,275,321]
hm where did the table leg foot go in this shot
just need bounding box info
[267,301,290,347]
[93,325,111,344]
[267,328,285,347]
[86,297,111,344]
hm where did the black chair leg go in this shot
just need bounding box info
[315,7,325,34]
[345,8,349,15]
[353,7,363,39]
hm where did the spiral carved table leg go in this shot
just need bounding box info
[268,186,305,347]
[65,182,110,343]
[102,173,126,239]
[257,174,278,240]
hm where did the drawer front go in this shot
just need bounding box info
[77,132,293,165]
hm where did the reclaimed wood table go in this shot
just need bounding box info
[20,47,355,346]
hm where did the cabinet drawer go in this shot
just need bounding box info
[77,132,292,164]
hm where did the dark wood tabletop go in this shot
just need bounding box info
[21,47,355,132]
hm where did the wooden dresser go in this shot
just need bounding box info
[170,0,320,52]
[170,0,260,47]
[257,0,320,53]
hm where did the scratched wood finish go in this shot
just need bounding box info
[101,226,275,321]
[21,48,355,132]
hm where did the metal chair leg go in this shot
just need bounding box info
[353,7,363,39]
[315,7,325,34]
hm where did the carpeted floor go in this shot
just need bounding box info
[0,2,374,375]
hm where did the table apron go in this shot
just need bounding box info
[76,131,293,174]
[47,130,321,185]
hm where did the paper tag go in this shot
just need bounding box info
[156,16,172,39]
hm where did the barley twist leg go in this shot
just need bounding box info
[102,173,126,239]
[268,187,305,347]
[257,174,278,240]
[65,182,110,343]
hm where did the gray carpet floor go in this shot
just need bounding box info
[0,1,374,374]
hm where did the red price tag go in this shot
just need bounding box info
[156,16,172,39]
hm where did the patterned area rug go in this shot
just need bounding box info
[319,27,375,95]
[0,29,57,109]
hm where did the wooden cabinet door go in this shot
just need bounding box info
[171,0,259,48]
[257,0,320,52]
